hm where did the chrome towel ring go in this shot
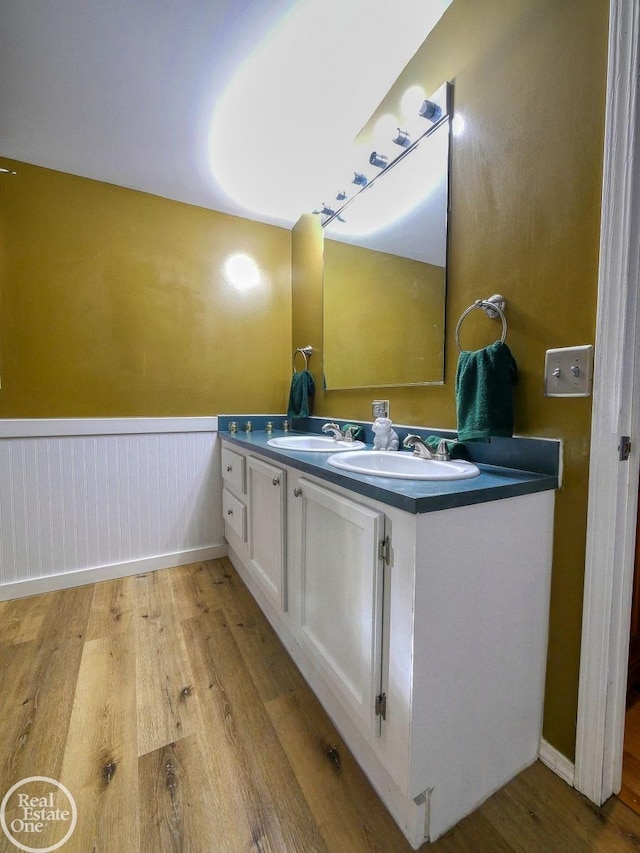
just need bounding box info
[455,295,507,352]
[293,345,313,373]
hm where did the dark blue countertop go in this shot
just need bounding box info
[220,428,559,515]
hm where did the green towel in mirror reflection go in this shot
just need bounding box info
[287,370,315,418]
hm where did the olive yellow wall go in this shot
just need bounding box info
[292,0,609,760]
[0,160,292,417]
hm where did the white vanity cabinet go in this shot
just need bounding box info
[220,439,555,848]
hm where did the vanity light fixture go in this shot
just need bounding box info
[419,98,442,122]
[311,202,347,222]
[316,81,451,230]
[0,167,17,175]
[318,203,337,216]
[369,152,388,169]
[393,129,411,148]
[313,203,346,222]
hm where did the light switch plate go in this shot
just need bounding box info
[544,345,593,397]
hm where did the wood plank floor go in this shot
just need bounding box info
[620,693,640,815]
[1,558,640,852]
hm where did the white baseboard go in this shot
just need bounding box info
[539,738,576,786]
[0,544,228,601]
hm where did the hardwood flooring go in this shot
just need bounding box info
[1,558,640,852]
[620,693,640,815]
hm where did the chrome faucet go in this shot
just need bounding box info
[322,424,353,441]
[403,434,433,458]
[322,424,344,441]
[402,434,451,461]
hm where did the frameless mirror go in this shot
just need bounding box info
[322,89,450,390]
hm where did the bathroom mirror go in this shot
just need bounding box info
[322,108,449,390]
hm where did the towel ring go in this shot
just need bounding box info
[455,295,507,352]
[293,345,313,373]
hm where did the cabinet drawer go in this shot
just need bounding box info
[222,446,246,494]
[223,488,246,542]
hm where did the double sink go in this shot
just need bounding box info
[267,435,479,481]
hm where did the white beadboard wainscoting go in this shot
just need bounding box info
[0,418,225,599]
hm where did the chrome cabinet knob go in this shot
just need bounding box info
[272,477,280,486]
[293,487,302,497]
[226,508,233,515]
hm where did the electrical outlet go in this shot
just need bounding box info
[544,345,593,397]
[372,400,389,419]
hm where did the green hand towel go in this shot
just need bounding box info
[287,370,315,418]
[455,341,518,442]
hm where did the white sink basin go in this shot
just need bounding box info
[267,435,366,452]
[326,450,481,480]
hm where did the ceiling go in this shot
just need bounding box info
[0,0,452,230]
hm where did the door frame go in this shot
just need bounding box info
[574,0,640,805]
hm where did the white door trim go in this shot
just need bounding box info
[574,0,640,805]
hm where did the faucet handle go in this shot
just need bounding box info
[434,438,451,461]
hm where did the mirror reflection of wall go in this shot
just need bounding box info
[322,115,449,390]
[323,241,445,389]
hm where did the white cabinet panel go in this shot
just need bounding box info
[294,478,385,738]
[247,456,287,612]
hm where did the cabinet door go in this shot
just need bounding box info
[294,478,386,737]
[247,456,287,612]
